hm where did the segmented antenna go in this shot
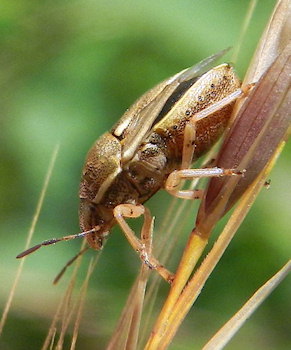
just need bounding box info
[16,227,100,259]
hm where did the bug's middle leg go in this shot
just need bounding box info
[113,203,174,283]
[165,166,241,199]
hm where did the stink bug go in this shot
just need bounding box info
[17,52,243,282]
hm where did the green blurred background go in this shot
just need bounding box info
[0,0,290,349]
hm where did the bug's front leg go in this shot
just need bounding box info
[113,204,174,283]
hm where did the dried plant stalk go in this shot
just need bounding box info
[70,257,99,350]
[0,144,59,336]
[107,216,154,350]
[145,1,291,348]
[202,260,291,350]
[42,241,85,350]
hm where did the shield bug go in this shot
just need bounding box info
[17,52,243,282]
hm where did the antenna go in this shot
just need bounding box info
[16,226,100,259]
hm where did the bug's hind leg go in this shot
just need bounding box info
[165,91,245,200]
[113,203,174,283]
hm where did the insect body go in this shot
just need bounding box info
[79,62,241,250]
[17,54,242,273]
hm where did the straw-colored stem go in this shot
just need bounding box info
[0,144,59,336]
[145,139,287,349]
[70,257,98,350]
[202,260,291,350]
[145,231,208,350]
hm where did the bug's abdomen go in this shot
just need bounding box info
[152,64,241,161]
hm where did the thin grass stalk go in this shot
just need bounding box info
[231,0,258,64]
[49,329,57,350]
[0,144,59,335]
[70,256,99,350]
[125,266,150,350]
[202,260,291,350]
[107,217,154,350]
[55,246,90,350]
[107,267,150,349]
[107,278,141,350]
[55,276,86,349]
[137,199,185,348]
[42,240,87,350]
[125,216,154,350]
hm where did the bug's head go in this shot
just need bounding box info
[79,199,111,250]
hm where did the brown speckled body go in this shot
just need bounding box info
[79,63,240,249]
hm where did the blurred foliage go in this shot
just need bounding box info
[0,0,290,349]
